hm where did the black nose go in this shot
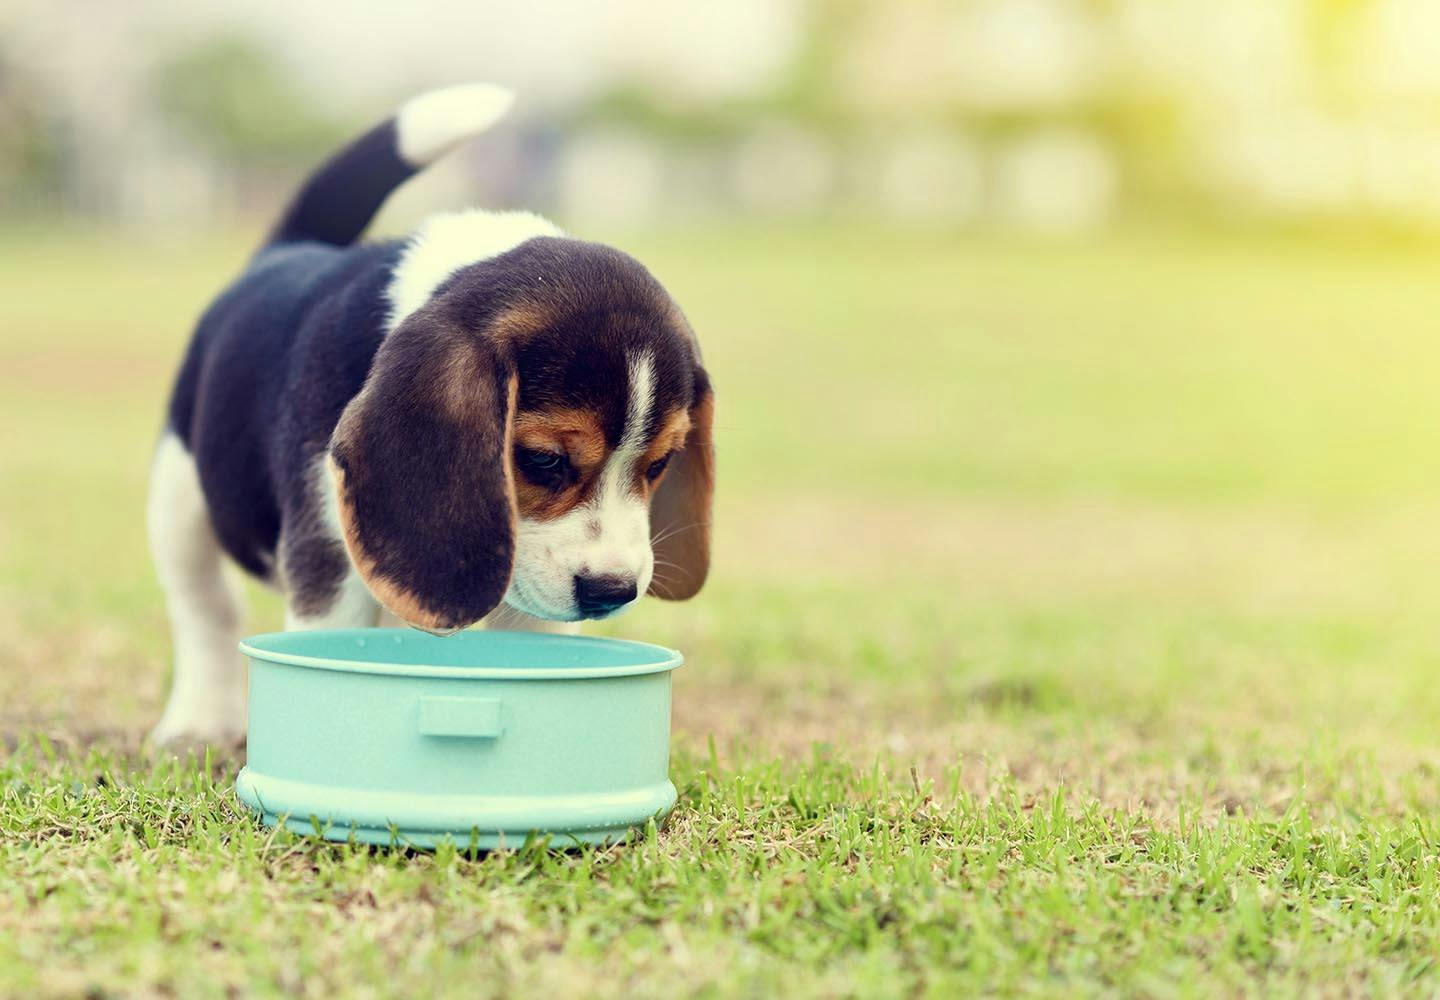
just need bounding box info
[574,575,638,617]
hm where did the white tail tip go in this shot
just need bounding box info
[396,82,516,166]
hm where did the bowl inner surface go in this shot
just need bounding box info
[239,629,682,680]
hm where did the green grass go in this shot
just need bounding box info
[4,223,1440,996]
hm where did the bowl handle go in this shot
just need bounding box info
[417,697,504,739]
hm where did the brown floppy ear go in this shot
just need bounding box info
[648,374,715,601]
[328,304,518,633]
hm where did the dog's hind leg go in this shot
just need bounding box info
[147,433,248,749]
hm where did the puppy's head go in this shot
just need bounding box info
[329,238,713,632]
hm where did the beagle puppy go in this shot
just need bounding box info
[147,84,714,747]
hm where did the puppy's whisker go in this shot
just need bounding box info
[650,521,703,547]
[650,518,697,541]
[489,601,524,628]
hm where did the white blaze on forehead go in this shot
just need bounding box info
[621,352,656,455]
[584,350,657,573]
[618,352,656,470]
[592,351,656,507]
[385,208,562,332]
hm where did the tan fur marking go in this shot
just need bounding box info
[636,408,691,494]
[502,374,519,542]
[513,408,608,469]
[488,301,556,345]
[514,478,590,523]
[513,484,569,521]
[512,406,611,523]
[435,337,488,421]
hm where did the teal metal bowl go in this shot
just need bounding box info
[235,629,682,849]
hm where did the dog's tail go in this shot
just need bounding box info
[263,82,515,250]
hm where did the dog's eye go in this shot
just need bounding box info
[645,455,672,482]
[515,448,574,489]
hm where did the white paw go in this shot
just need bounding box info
[148,693,247,750]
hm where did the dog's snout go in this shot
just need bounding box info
[574,574,638,617]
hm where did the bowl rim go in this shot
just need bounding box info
[238,628,683,680]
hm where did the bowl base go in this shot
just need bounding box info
[235,766,676,851]
[251,811,646,850]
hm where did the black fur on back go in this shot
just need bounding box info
[166,240,403,580]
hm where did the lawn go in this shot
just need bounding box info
[3,222,1440,996]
